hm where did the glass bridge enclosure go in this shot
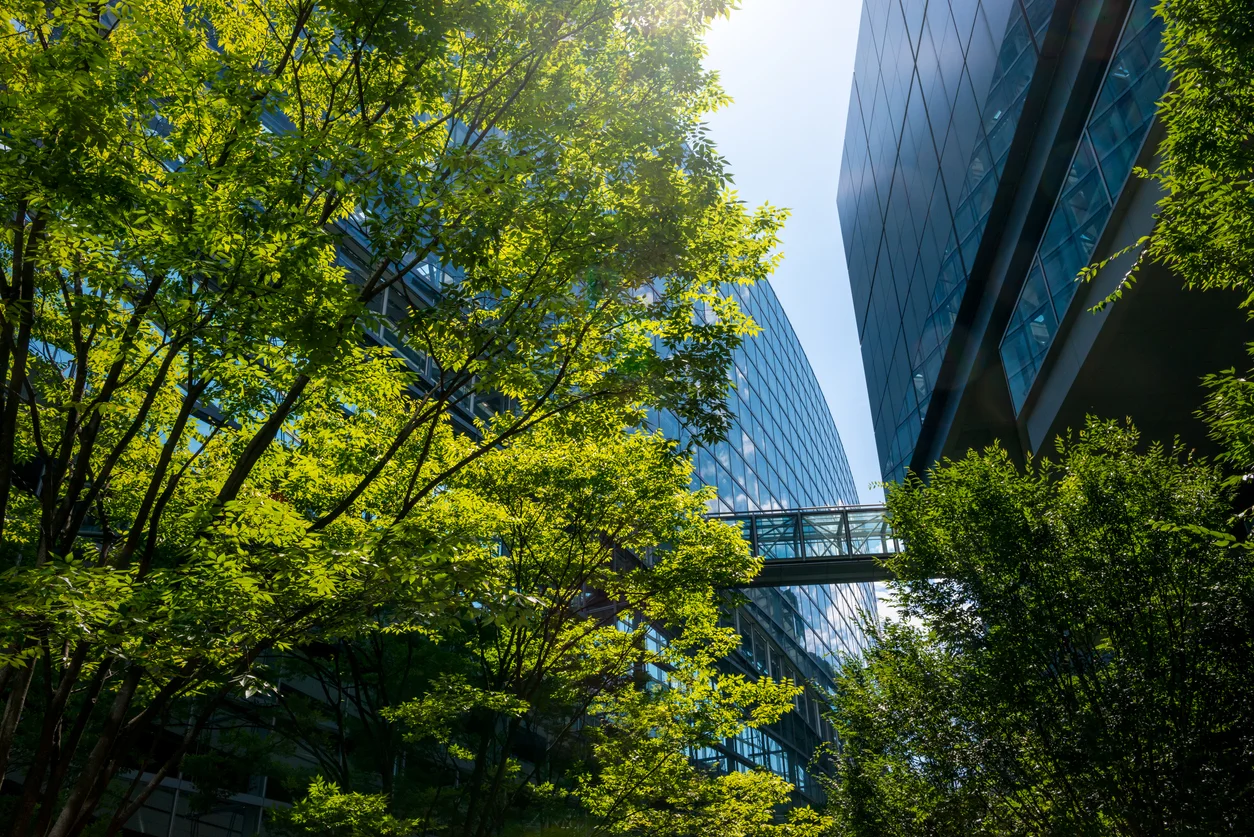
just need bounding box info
[710,505,902,586]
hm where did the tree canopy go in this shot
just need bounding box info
[1140,0,1254,301]
[827,421,1254,836]
[0,1,794,834]
[1092,0,1254,306]
[267,411,828,836]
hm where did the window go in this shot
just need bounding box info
[999,0,1167,411]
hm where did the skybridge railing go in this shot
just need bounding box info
[709,504,901,586]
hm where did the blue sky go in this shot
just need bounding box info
[702,0,881,503]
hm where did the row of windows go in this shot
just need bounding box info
[637,621,824,796]
[1000,0,1168,409]
[744,581,876,669]
[629,598,848,802]
[689,727,820,796]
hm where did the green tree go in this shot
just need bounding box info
[268,411,827,836]
[827,420,1254,836]
[0,1,783,834]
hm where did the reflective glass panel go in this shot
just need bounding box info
[802,512,850,558]
[756,514,800,561]
[999,0,1169,412]
[848,510,896,555]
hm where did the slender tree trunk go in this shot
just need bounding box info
[45,667,143,837]
[7,642,91,837]
[28,662,111,837]
[101,688,230,837]
[114,376,208,569]
[0,207,42,540]
[48,276,167,554]
[0,661,36,780]
[478,714,522,837]
[213,372,311,508]
[459,726,494,837]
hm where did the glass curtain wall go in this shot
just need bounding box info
[649,279,876,798]
[839,0,1056,482]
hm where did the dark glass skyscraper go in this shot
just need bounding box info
[840,0,1252,481]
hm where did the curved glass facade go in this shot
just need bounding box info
[652,278,875,800]
[654,283,857,513]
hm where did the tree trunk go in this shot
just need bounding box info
[7,643,91,837]
[45,667,143,837]
[0,661,36,782]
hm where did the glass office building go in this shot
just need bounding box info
[839,0,1251,481]
[841,0,1053,482]
[652,278,876,801]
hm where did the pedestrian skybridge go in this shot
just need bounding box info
[709,505,900,587]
